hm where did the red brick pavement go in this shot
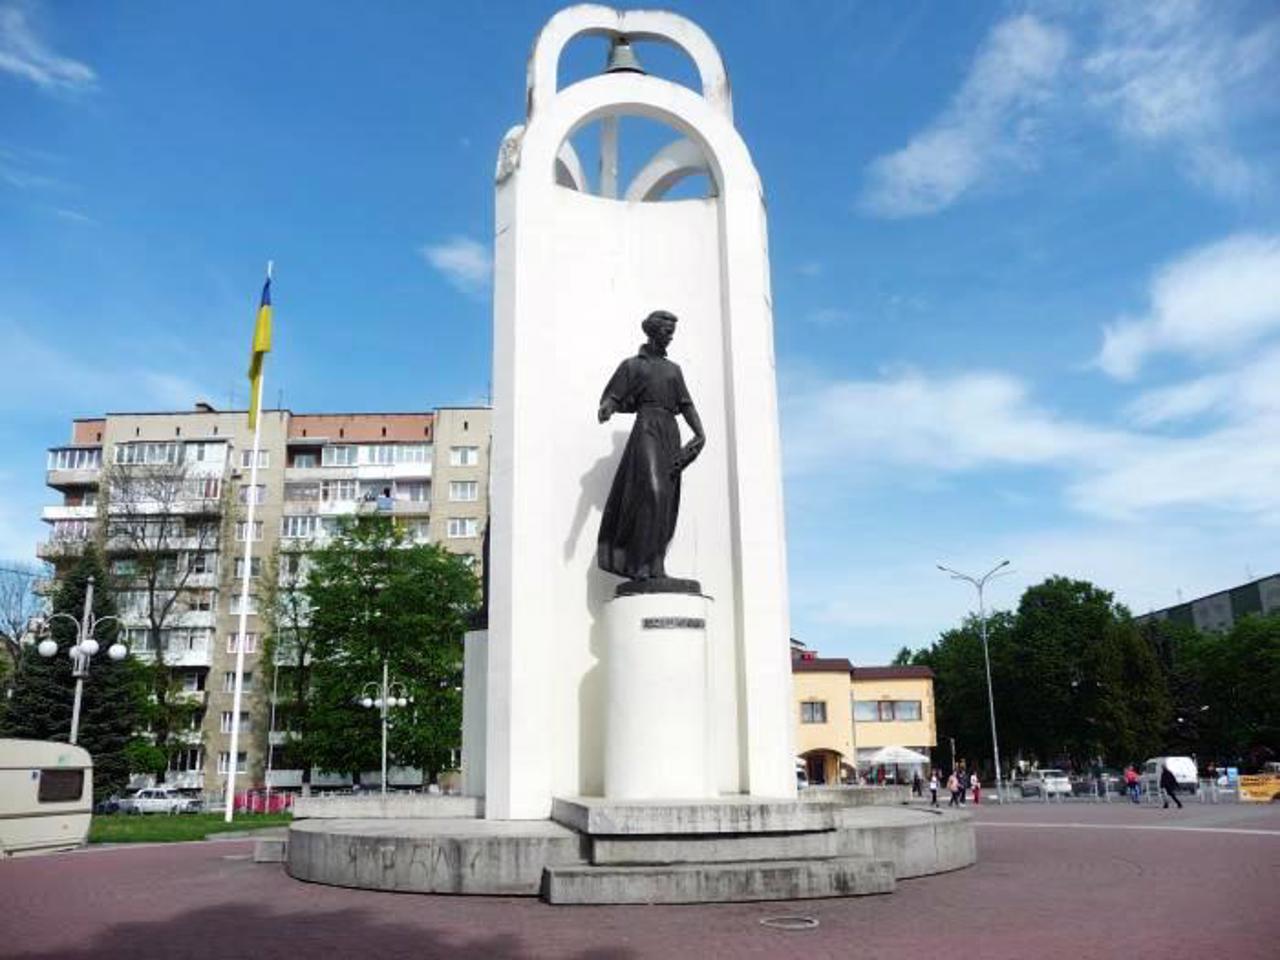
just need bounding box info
[2,802,1277,960]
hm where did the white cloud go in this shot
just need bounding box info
[420,236,491,297]
[782,361,1280,522]
[1083,1,1278,198]
[860,15,1069,217]
[782,367,1126,478]
[1095,232,1280,379]
[0,6,95,92]
[1126,345,1280,426]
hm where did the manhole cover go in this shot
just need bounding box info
[759,916,819,931]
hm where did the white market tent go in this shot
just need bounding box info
[866,746,930,766]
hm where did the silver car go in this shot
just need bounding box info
[117,787,203,815]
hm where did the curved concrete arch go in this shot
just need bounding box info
[527,5,733,123]
[554,141,588,192]
[624,137,714,202]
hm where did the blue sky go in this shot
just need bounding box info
[3,1,1279,663]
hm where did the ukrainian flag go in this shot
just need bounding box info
[247,270,272,429]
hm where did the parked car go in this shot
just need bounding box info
[117,788,203,815]
[1141,756,1198,797]
[94,794,126,815]
[1019,769,1072,798]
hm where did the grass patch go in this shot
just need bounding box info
[89,812,292,844]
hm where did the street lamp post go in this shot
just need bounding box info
[937,560,1010,802]
[36,576,126,745]
[359,660,411,796]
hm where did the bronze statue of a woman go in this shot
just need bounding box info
[597,310,705,595]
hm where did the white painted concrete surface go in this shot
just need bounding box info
[604,593,713,800]
[481,5,795,819]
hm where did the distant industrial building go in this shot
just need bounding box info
[1137,574,1280,634]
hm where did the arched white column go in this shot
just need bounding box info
[624,137,714,201]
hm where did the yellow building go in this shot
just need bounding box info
[793,650,937,785]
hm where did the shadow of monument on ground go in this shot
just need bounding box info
[11,898,638,960]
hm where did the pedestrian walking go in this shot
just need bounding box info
[1160,764,1183,810]
[1124,764,1140,804]
[947,771,960,807]
[957,764,967,804]
[912,771,922,797]
[929,771,939,807]
[970,771,981,804]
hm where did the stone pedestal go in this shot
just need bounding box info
[604,592,714,800]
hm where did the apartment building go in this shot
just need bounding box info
[39,403,491,794]
[791,643,936,786]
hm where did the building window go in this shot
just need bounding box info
[240,449,269,468]
[238,484,266,505]
[169,748,202,773]
[321,445,357,467]
[48,447,102,471]
[111,558,137,576]
[450,446,479,467]
[853,700,879,722]
[403,520,430,543]
[447,517,478,539]
[114,442,180,465]
[187,552,213,574]
[217,752,248,774]
[234,557,262,579]
[229,594,258,616]
[223,671,254,693]
[292,452,318,469]
[449,481,478,502]
[182,671,205,692]
[235,520,263,542]
[226,632,258,654]
[189,591,213,613]
[320,479,358,502]
[892,700,922,721]
[281,515,322,539]
[800,701,827,724]
[399,481,429,502]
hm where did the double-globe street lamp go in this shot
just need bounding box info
[359,660,412,796]
[937,560,1010,802]
[36,575,127,746]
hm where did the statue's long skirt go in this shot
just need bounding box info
[598,406,681,580]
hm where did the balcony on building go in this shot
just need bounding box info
[46,446,102,491]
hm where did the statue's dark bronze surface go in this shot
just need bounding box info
[597,310,705,596]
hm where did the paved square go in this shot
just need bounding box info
[3,802,1277,959]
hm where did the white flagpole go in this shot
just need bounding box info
[224,261,271,823]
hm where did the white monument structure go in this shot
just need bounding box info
[465,4,796,819]
[288,9,976,903]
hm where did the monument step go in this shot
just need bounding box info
[542,856,896,904]
[590,829,838,865]
[551,796,836,835]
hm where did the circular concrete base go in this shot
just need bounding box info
[286,804,976,902]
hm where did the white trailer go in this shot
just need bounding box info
[0,738,93,857]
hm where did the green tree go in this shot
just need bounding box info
[1182,614,1280,768]
[299,517,478,785]
[260,545,316,790]
[925,610,1015,775]
[1,549,149,799]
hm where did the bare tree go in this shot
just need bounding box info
[99,452,228,782]
[0,562,48,683]
[261,544,315,793]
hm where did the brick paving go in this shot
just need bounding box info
[2,802,1277,960]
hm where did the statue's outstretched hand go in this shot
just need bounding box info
[597,398,617,423]
[671,436,704,476]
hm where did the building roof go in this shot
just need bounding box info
[851,665,934,681]
[791,657,853,673]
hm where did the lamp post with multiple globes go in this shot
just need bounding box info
[36,575,126,746]
[359,660,411,796]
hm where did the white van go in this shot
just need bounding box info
[1141,756,1198,797]
[0,739,93,857]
